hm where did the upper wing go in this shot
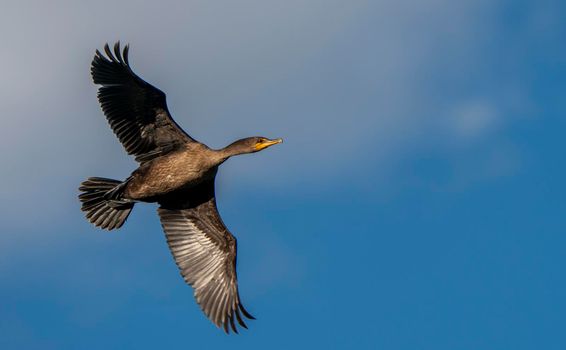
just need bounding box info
[91,42,195,162]
[157,181,255,333]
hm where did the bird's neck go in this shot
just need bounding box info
[216,142,252,160]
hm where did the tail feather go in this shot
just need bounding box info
[79,177,134,230]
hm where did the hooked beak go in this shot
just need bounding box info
[255,138,283,151]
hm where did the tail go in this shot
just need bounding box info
[78,177,134,230]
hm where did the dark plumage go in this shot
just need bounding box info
[78,42,282,333]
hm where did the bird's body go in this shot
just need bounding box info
[78,42,282,333]
[124,143,220,201]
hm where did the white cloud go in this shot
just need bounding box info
[448,99,500,139]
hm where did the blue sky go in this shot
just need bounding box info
[1,0,565,349]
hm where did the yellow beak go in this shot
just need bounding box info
[255,138,283,151]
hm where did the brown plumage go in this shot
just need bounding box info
[78,42,282,333]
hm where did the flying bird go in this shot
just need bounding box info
[79,42,282,333]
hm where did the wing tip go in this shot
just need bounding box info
[91,41,133,84]
[239,302,256,320]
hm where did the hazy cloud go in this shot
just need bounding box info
[448,99,500,139]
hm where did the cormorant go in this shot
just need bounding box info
[78,42,282,333]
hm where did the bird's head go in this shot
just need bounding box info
[223,136,283,157]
